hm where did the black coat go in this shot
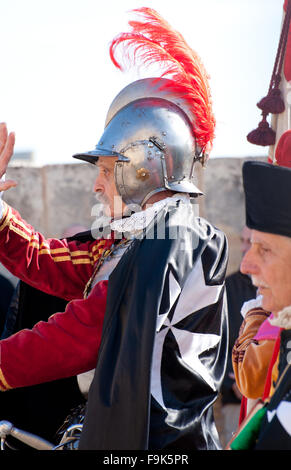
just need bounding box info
[0,273,14,334]
[79,205,229,450]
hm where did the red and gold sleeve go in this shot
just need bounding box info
[0,280,108,391]
[0,202,106,300]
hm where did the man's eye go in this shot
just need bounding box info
[98,168,109,176]
[260,247,270,255]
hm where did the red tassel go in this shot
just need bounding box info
[257,88,285,114]
[247,1,291,148]
[247,115,276,146]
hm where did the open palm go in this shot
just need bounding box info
[0,122,17,192]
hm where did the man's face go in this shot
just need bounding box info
[93,157,126,218]
[240,229,291,314]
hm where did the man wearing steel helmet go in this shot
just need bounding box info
[0,9,228,450]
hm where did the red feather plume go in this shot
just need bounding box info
[109,7,215,153]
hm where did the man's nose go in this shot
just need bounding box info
[93,177,103,194]
[241,240,251,257]
[240,248,259,276]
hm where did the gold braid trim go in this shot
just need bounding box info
[0,205,104,265]
[0,203,12,232]
[0,368,11,391]
[83,238,129,298]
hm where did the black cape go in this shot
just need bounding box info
[255,329,291,450]
[79,203,228,450]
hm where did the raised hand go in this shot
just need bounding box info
[0,122,17,192]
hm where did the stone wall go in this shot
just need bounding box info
[201,156,266,274]
[2,156,266,284]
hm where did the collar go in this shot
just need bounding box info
[269,306,291,329]
[240,295,263,318]
[110,193,191,236]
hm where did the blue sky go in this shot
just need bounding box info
[0,0,283,165]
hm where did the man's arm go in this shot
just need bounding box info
[0,123,101,300]
[0,124,17,194]
[0,201,106,300]
[232,307,276,399]
[0,280,108,391]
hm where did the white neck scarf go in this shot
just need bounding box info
[110,193,191,236]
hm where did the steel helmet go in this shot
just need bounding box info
[73,78,204,206]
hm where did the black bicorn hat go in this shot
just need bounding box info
[243,160,291,238]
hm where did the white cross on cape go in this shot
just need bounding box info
[151,258,223,410]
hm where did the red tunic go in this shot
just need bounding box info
[0,202,112,391]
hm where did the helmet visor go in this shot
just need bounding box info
[73,147,129,164]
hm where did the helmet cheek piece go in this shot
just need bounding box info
[114,139,168,207]
[114,136,202,208]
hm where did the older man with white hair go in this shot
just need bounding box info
[229,160,291,450]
